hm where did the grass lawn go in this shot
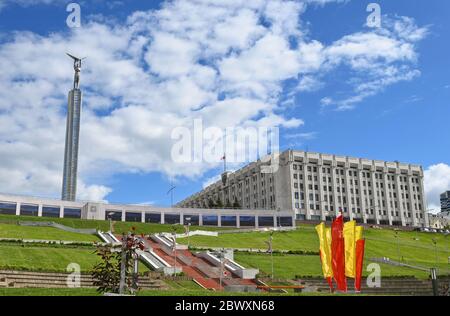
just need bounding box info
[0,214,227,235]
[164,279,204,291]
[0,223,99,242]
[234,253,446,279]
[0,244,149,272]
[0,287,353,296]
[0,244,100,272]
[179,224,449,279]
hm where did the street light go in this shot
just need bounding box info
[445,234,449,276]
[107,212,114,233]
[185,217,192,248]
[394,230,402,262]
[219,248,227,290]
[172,226,177,275]
[269,232,274,279]
[275,207,281,229]
[432,238,438,272]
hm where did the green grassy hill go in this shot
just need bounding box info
[0,223,98,242]
[0,214,448,279]
[0,214,227,235]
[177,224,450,279]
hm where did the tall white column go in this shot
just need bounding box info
[344,163,353,221]
[303,158,311,220]
[331,159,340,217]
[395,172,406,227]
[407,172,418,227]
[370,167,380,225]
[15,202,21,216]
[357,165,367,224]
[383,168,393,226]
[318,159,326,221]
[419,173,429,227]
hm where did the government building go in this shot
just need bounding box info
[177,150,429,227]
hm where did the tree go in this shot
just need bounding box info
[233,199,241,209]
[216,198,223,208]
[92,232,144,295]
[92,244,122,294]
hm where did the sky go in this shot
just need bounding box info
[0,0,448,212]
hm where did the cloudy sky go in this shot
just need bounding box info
[0,0,448,212]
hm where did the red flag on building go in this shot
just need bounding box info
[331,214,347,292]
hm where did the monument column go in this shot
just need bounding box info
[62,54,84,201]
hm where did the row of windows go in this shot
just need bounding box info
[105,211,293,227]
[0,202,81,218]
[293,174,421,191]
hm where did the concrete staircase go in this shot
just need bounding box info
[0,270,168,290]
[296,277,435,296]
[145,238,259,291]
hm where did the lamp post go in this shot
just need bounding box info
[107,212,113,233]
[172,226,177,275]
[185,217,192,248]
[445,234,449,276]
[219,249,225,290]
[432,238,438,272]
[394,230,401,261]
[269,232,274,280]
[275,207,281,229]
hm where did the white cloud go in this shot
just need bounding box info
[424,163,450,213]
[0,0,428,202]
[319,15,428,110]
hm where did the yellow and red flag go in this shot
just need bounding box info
[316,217,365,293]
[315,222,333,289]
[343,220,356,278]
[331,214,347,292]
[354,225,365,292]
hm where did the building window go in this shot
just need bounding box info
[125,212,142,222]
[240,216,255,227]
[221,216,237,227]
[259,216,274,227]
[165,214,180,224]
[0,202,16,215]
[64,208,81,219]
[20,204,39,216]
[105,211,122,221]
[183,215,199,225]
[145,213,161,224]
[202,215,218,226]
[42,206,60,218]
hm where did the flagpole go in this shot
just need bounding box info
[223,154,226,173]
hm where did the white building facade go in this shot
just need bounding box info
[177,150,429,227]
[0,193,294,228]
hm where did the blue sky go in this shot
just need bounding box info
[0,0,448,211]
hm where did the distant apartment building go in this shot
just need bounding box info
[177,150,429,227]
[440,191,450,213]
